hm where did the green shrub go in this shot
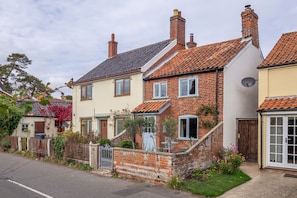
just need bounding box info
[53,136,64,160]
[213,145,244,174]
[0,138,11,150]
[167,176,183,189]
[99,138,111,146]
[119,140,133,148]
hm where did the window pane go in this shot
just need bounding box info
[270,117,276,125]
[277,154,282,163]
[189,79,196,95]
[270,136,275,143]
[288,127,294,135]
[270,145,275,152]
[81,86,86,98]
[270,154,275,162]
[180,79,188,96]
[277,136,283,144]
[154,84,159,97]
[116,119,123,135]
[270,126,276,134]
[277,117,283,125]
[116,80,122,95]
[277,127,283,134]
[189,118,197,139]
[288,117,294,125]
[160,83,167,97]
[179,119,187,138]
[123,79,130,94]
[87,85,92,99]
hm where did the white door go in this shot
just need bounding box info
[142,116,156,152]
[267,116,297,169]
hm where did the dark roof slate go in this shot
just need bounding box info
[76,40,171,83]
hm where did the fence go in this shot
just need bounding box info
[64,143,89,161]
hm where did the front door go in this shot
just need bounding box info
[238,119,258,162]
[100,120,107,139]
[267,116,297,169]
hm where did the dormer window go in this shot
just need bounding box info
[115,78,130,96]
[153,82,167,98]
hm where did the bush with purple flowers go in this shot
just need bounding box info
[213,145,245,174]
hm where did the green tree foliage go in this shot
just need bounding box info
[162,117,177,153]
[0,53,51,97]
[0,96,23,139]
[124,117,144,149]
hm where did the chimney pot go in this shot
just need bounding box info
[187,33,197,48]
[173,9,179,16]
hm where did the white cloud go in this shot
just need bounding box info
[0,0,296,97]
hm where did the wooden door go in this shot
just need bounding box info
[238,119,258,162]
[35,122,45,133]
[100,120,108,139]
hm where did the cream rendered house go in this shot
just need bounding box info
[72,10,186,139]
[258,31,297,170]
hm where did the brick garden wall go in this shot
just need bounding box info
[112,122,223,184]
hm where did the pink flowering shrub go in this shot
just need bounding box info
[213,145,245,174]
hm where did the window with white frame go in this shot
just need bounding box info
[179,76,198,97]
[178,115,198,140]
[153,82,167,98]
[115,78,130,96]
[22,123,29,132]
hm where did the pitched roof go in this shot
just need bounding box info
[19,99,71,117]
[76,40,171,84]
[258,31,297,69]
[146,38,248,79]
[132,100,170,114]
[258,96,297,112]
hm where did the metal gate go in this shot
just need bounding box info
[99,144,113,170]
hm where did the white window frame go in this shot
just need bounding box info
[115,118,124,135]
[266,114,297,169]
[178,115,198,140]
[22,123,29,132]
[178,76,198,97]
[153,82,167,98]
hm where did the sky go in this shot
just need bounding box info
[0,0,296,97]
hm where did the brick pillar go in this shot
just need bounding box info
[89,142,99,169]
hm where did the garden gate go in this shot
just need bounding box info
[98,144,113,170]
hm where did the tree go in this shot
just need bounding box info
[124,117,144,149]
[0,95,23,139]
[162,117,177,153]
[0,53,51,97]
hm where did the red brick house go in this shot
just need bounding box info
[132,5,263,153]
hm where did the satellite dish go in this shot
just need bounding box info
[241,77,256,87]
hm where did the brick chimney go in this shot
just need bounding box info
[108,33,118,58]
[186,33,197,48]
[241,5,259,48]
[170,9,186,48]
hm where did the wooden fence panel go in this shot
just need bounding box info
[64,143,89,161]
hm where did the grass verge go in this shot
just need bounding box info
[180,171,250,197]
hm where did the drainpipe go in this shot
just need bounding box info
[259,111,263,169]
[215,69,219,124]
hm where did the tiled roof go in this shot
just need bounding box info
[75,40,171,83]
[132,100,170,114]
[146,38,248,79]
[258,31,297,69]
[258,96,297,112]
[18,99,71,117]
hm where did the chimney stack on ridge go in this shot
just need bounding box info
[108,33,118,58]
[170,9,186,48]
[186,33,197,48]
[241,5,259,48]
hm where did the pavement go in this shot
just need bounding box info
[219,162,297,198]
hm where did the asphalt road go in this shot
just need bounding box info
[0,152,195,198]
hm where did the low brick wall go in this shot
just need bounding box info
[112,122,223,184]
[173,122,223,178]
[113,148,173,184]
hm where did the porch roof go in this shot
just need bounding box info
[132,100,170,114]
[258,96,297,112]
